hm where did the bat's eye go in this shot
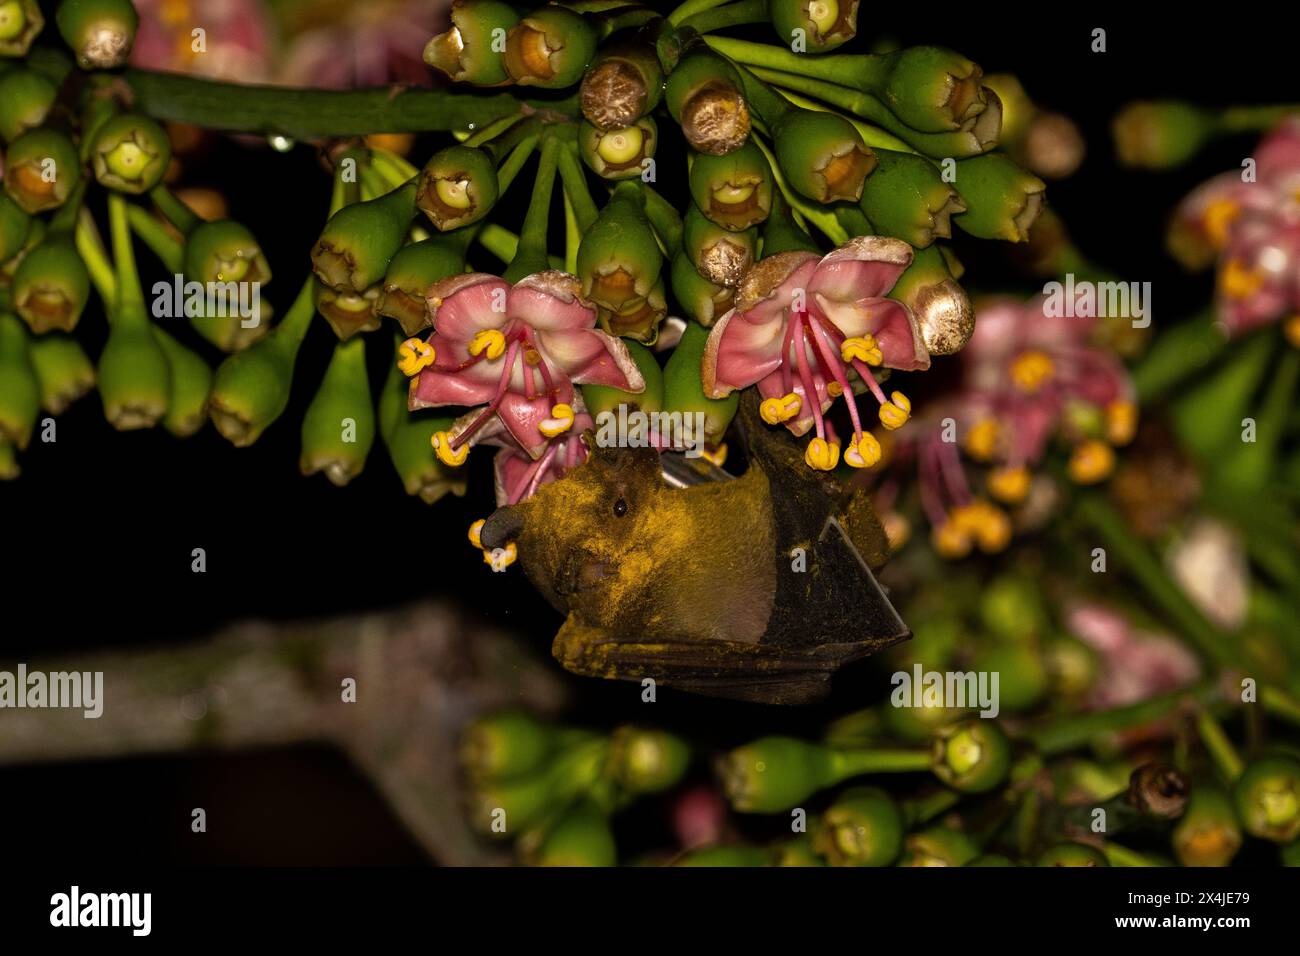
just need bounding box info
[613,497,628,517]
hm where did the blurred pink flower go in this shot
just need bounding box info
[131,0,276,82]
[1067,603,1200,710]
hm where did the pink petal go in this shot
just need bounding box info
[813,296,930,371]
[509,271,598,331]
[427,273,511,342]
[494,387,576,459]
[702,308,786,399]
[756,366,831,437]
[807,235,912,301]
[537,328,646,391]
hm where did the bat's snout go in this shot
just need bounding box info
[479,505,524,551]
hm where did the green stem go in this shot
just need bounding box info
[901,789,962,827]
[148,185,200,236]
[775,87,914,152]
[272,278,319,355]
[125,69,576,139]
[1027,681,1220,756]
[463,113,525,148]
[505,133,560,282]
[750,132,848,244]
[1104,843,1160,867]
[1261,687,1300,729]
[1196,711,1244,782]
[681,0,769,33]
[1075,494,1237,669]
[832,748,933,776]
[477,223,518,263]
[74,210,117,305]
[557,142,599,233]
[668,0,732,26]
[642,185,684,252]
[733,64,795,129]
[1132,309,1221,402]
[563,190,580,274]
[1218,104,1300,133]
[126,204,184,275]
[107,194,144,315]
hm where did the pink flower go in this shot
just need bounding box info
[702,237,926,470]
[1172,118,1300,339]
[409,271,644,461]
[276,0,445,89]
[474,402,593,507]
[131,0,275,82]
[1067,604,1200,710]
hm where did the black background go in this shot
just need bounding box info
[0,5,1292,865]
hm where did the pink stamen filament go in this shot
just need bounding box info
[808,310,891,407]
[790,312,827,440]
[523,442,561,501]
[805,314,863,441]
[450,338,521,450]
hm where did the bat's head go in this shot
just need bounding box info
[477,436,669,621]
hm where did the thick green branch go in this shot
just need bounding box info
[125,69,577,139]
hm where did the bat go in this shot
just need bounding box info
[477,392,911,704]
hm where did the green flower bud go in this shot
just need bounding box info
[209,280,315,446]
[579,116,658,180]
[312,181,417,292]
[608,725,690,795]
[1112,101,1216,170]
[377,238,464,336]
[603,279,666,343]
[980,575,1046,638]
[760,191,819,257]
[689,140,772,231]
[189,298,272,353]
[316,282,381,340]
[864,46,985,133]
[0,192,30,262]
[577,183,662,322]
[951,154,1045,242]
[0,68,56,141]
[931,719,1011,793]
[2,214,43,282]
[670,249,734,327]
[580,40,664,130]
[888,244,973,356]
[966,854,1017,866]
[665,49,750,156]
[378,342,466,503]
[774,111,874,204]
[675,845,770,867]
[811,786,904,867]
[28,332,94,415]
[503,7,597,89]
[1044,634,1098,699]
[1036,842,1110,867]
[858,148,964,248]
[184,219,271,286]
[0,437,18,480]
[531,801,616,867]
[775,835,826,867]
[151,325,211,437]
[683,205,756,288]
[424,0,518,86]
[0,1,43,58]
[970,644,1048,713]
[461,711,563,781]
[581,339,663,417]
[899,826,978,866]
[1172,787,1242,866]
[90,113,171,194]
[416,145,498,232]
[769,0,859,52]
[12,236,90,334]
[1234,756,1300,844]
[662,320,738,445]
[299,337,375,486]
[98,317,170,431]
[466,737,608,837]
[55,0,139,70]
[4,128,80,214]
[0,313,39,448]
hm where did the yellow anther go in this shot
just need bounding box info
[467,518,486,550]
[1218,258,1265,300]
[844,432,882,469]
[397,337,436,377]
[1105,400,1138,446]
[987,465,1031,505]
[701,442,728,467]
[1286,315,1300,349]
[431,430,469,466]
[804,436,840,471]
[841,334,882,366]
[468,328,507,360]
[1009,349,1055,393]
[964,418,1000,462]
[1201,197,1240,249]
[760,392,801,424]
[483,541,518,571]
[973,503,1012,553]
[878,391,911,430]
[539,403,576,437]
[932,519,972,559]
[1068,439,1115,484]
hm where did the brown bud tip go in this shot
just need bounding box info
[916,278,974,355]
[968,88,1003,151]
[581,60,647,131]
[1128,763,1190,820]
[682,82,751,156]
[947,70,987,128]
[698,237,753,288]
[1023,112,1085,180]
